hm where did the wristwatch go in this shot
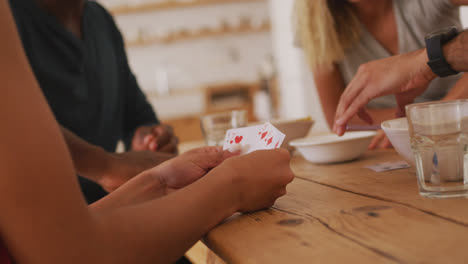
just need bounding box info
[425,26,459,77]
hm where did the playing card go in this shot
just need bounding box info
[223,122,285,155]
[365,161,410,172]
[250,122,286,152]
[223,125,262,154]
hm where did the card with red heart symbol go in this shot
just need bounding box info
[223,125,261,154]
[223,122,285,154]
[250,122,285,152]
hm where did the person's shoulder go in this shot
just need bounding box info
[396,0,458,15]
[85,1,124,38]
[86,1,111,15]
[85,1,119,28]
[395,0,460,32]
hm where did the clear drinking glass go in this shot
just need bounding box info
[406,100,468,198]
[200,110,248,147]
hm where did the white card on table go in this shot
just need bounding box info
[365,161,410,172]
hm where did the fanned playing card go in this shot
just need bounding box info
[223,125,261,154]
[223,122,285,154]
[250,122,286,152]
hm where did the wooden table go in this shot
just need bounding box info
[188,149,468,264]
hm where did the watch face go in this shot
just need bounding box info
[425,26,458,40]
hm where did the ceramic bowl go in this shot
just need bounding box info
[381,117,414,165]
[289,131,377,164]
[272,118,314,151]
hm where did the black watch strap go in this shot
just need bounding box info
[425,27,459,78]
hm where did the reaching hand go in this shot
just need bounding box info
[132,124,179,154]
[368,130,392,150]
[333,49,436,136]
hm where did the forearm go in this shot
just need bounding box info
[313,65,346,129]
[89,169,238,264]
[61,127,112,183]
[322,99,340,129]
[8,168,237,264]
[444,30,468,72]
[423,30,468,101]
[89,169,167,212]
[63,126,175,192]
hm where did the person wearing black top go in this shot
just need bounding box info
[9,0,179,204]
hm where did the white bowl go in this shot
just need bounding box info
[272,118,314,151]
[381,117,414,165]
[289,131,377,164]
[249,117,314,151]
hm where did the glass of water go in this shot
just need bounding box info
[200,110,247,147]
[406,100,468,198]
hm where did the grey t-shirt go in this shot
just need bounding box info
[339,0,462,108]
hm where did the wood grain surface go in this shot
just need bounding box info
[197,150,468,264]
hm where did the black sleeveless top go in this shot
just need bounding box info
[9,0,160,202]
[9,0,159,152]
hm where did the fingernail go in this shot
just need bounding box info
[337,126,344,136]
[335,118,344,125]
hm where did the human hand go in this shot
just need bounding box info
[132,124,179,154]
[212,149,294,213]
[99,151,175,192]
[333,49,436,136]
[368,130,392,150]
[96,147,237,209]
[146,147,238,194]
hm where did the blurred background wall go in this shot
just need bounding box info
[98,0,468,142]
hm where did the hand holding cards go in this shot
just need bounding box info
[223,122,286,154]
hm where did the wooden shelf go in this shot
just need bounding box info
[126,21,270,46]
[110,0,266,15]
[204,82,259,122]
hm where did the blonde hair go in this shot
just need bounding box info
[294,0,361,70]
